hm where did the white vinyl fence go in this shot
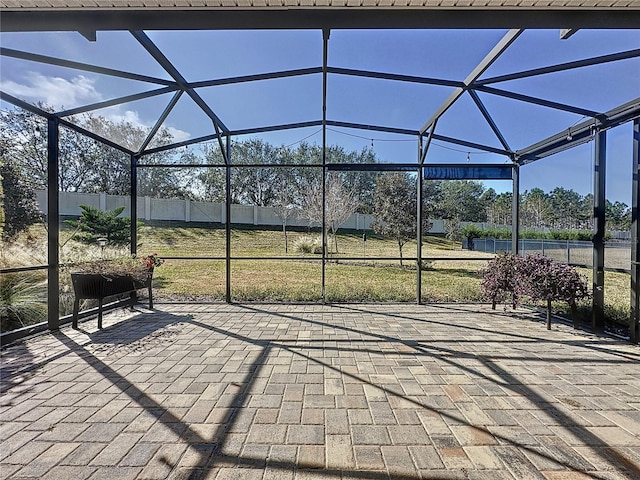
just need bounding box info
[36,191,419,232]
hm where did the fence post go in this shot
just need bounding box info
[185,198,191,223]
[542,238,545,256]
[567,240,571,264]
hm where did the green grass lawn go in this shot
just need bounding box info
[139,223,634,330]
[136,224,491,303]
[1,222,634,333]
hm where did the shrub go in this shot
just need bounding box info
[460,224,483,250]
[519,254,589,329]
[0,272,47,332]
[0,160,42,241]
[520,230,546,240]
[480,252,522,310]
[547,230,594,241]
[65,205,130,247]
[293,236,322,254]
[481,253,590,330]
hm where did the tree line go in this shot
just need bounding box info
[1,106,632,242]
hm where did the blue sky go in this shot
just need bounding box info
[0,28,638,204]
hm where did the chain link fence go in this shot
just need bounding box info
[466,238,632,272]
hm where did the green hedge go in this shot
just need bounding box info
[460,226,609,242]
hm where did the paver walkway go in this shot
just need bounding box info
[1,303,640,480]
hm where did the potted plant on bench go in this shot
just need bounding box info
[70,253,163,329]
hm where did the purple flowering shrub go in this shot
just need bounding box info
[480,252,523,310]
[481,253,590,329]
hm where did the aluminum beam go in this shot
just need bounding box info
[417,148,424,305]
[327,66,462,88]
[0,47,176,86]
[420,29,522,135]
[632,118,639,343]
[420,120,438,165]
[516,98,640,164]
[225,135,232,303]
[328,163,419,171]
[232,121,323,137]
[47,118,60,331]
[0,90,55,118]
[137,90,183,154]
[478,48,640,86]
[512,163,520,255]
[322,28,329,304]
[140,132,224,156]
[57,87,176,117]
[189,67,323,88]
[327,120,510,156]
[560,29,579,40]
[58,117,134,155]
[473,85,603,118]
[131,30,230,165]
[4,10,640,32]
[468,90,511,152]
[130,155,138,257]
[592,130,606,333]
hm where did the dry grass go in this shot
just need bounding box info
[1,223,634,330]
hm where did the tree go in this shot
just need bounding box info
[479,188,497,224]
[492,192,512,226]
[1,105,190,198]
[0,153,42,241]
[606,200,630,231]
[521,188,550,228]
[549,187,583,229]
[325,145,379,213]
[371,173,432,266]
[299,174,359,254]
[65,205,130,247]
[436,180,486,222]
[271,163,301,253]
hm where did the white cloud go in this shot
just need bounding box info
[165,126,192,144]
[2,72,191,145]
[102,108,191,144]
[0,72,102,109]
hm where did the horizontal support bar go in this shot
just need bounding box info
[327,120,417,137]
[327,66,462,88]
[328,163,418,171]
[232,120,323,136]
[0,265,48,274]
[190,67,323,88]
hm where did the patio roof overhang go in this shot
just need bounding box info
[2,2,640,33]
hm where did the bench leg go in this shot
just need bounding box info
[72,298,80,329]
[98,298,103,329]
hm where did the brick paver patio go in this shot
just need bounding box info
[1,303,639,479]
